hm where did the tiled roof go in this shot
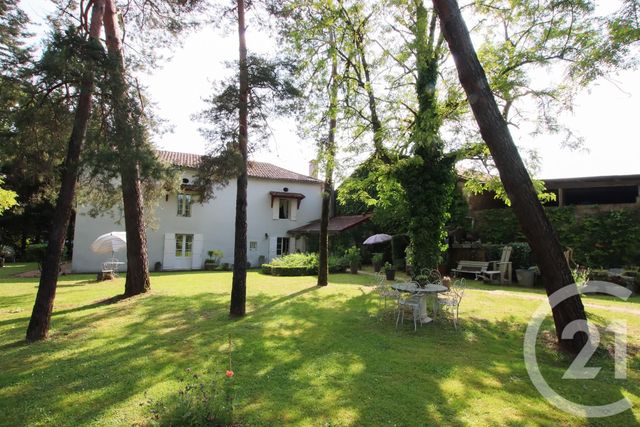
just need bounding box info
[288,214,372,234]
[157,150,321,184]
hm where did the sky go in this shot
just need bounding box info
[21,1,640,180]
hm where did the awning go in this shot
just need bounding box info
[270,191,305,208]
[288,214,372,235]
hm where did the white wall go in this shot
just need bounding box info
[71,172,322,273]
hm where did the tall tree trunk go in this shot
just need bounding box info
[354,30,388,163]
[317,33,339,287]
[26,0,106,342]
[103,0,150,296]
[230,0,249,316]
[432,0,587,353]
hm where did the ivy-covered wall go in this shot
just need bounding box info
[473,207,640,268]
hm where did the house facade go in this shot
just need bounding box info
[71,150,323,273]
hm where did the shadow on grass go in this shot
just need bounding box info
[0,282,638,427]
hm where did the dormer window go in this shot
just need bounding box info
[177,193,192,217]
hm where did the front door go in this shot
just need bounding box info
[174,233,193,270]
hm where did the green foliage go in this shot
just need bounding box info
[371,253,384,265]
[572,209,640,268]
[337,157,410,234]
[22,243,47,262]
[464,175,556,207]
[476,207,640,268]
[0,176,17,214]
[261,253,347,276]
[343,246,361,265]
[382,261,395,273]
[207,249,224,264]
[475,209,523,243]
[395,150,456,271]
[145,368,235,427]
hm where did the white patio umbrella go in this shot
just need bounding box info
[363,233,393,245]
[91,232,127,258]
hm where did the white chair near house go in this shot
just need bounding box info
[374,272,400,312]
[438,279,466,330]
[395,281,425,331]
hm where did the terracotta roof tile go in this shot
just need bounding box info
[157,150,321,184]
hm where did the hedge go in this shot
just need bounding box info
[260,253,348,276]
[475,207,640,269]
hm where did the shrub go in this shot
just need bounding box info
[145,368,235,427]
[0,245,15,261]
[23,243,47,262]
[372,252,384,265]
[260,264,272,275]
[260,253,347,276]
[343,246,361,266]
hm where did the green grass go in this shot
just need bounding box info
[0,262,38,279]
[0,267,639,426]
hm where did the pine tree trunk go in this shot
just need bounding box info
[103,0,150,296]
[26,0,106,342]
[230,0,249,316]
[432,0,587,353]
[317,34,339,287]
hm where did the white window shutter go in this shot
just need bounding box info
[163,233,176,270]
[272,198,279,220]
[289,237,296,254]
[290,201,297,221]
[191,234,203,269]
[269,237,278,260]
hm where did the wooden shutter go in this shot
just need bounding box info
[290,200,297,221]
[269,236,278,260]
[163,233,176,270]
[289,237,296,254]
[272,198,279,220]
[191,234,203,269]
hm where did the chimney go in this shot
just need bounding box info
[308,160,318,178]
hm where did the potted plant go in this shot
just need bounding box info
[204,249,223,271]
[344,246,361,275]
[372,253,384,273]
[383,262,396,280]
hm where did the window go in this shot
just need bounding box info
[175,234,194,257]
[276,237,290,256]
[279,198,290,219]
[177,193,192,217]
[249,241,258,251]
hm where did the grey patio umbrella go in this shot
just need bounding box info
[91,232,127,258]
[363,233,392,245]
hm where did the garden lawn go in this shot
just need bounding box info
[0,268,639,426]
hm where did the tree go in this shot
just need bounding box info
[102,0,152,296]
[229,0,250,316]
[432,0,588,353]
[194,7,300,315]
[317,30,340,287]
[26,0,107,341]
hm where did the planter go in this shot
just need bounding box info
[204,262,217,271]
[385,269,396,281]
[373,262,382,273]
[516,269,535,287]
[350,262,359,275]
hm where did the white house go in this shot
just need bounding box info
[71,150,323,273]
